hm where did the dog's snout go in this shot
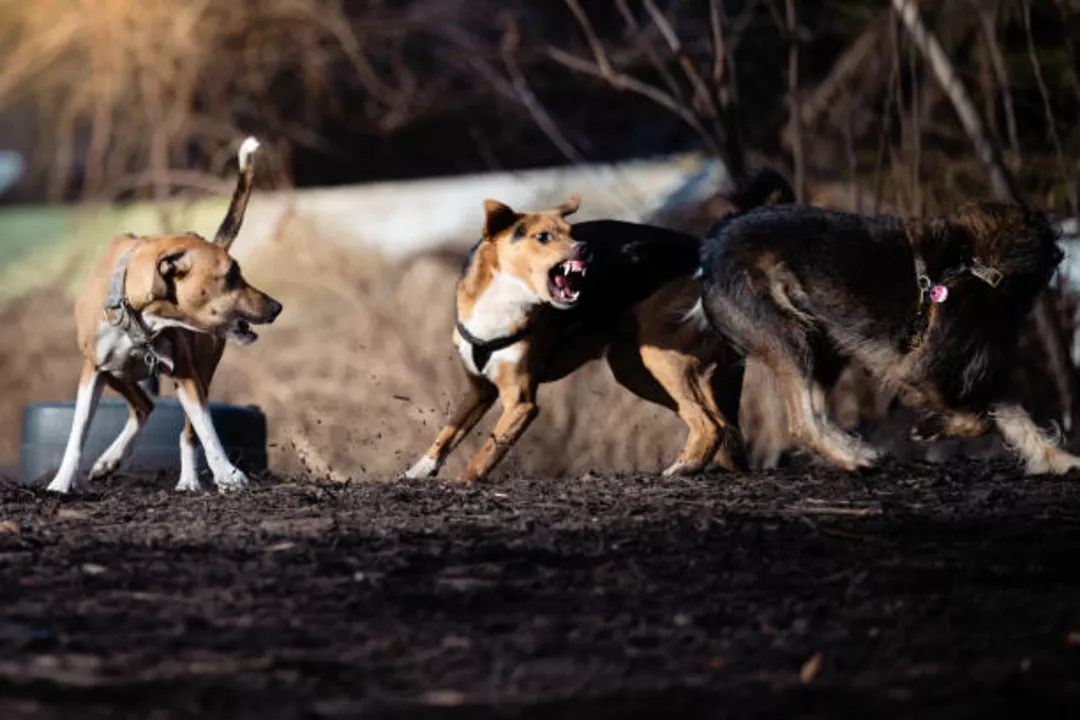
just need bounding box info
[573,241,590,260]
[267,297,283,323]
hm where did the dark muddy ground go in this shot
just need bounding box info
[2,461,1080,719]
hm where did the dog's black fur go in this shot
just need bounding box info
[697,199,1071,472]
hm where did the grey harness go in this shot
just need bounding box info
[102,246,169,376]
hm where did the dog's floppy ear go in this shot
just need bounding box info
[554,194,581,217]
[151,248,192,300]
[482,199,520,241]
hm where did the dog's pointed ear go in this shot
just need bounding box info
[482,199,520,241]
[554,194,581,217]
[151,248,192,299]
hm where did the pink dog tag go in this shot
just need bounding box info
[929,285,949,303]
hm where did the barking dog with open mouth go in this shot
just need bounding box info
[697,200,1080,475]
[403,170,794,483]
[45,137,283,494]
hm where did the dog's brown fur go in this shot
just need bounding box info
[699,199,1080,475]
[403,173,794,483]
[46,138,282,494]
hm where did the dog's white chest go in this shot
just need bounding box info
[455,271,535,379]
[94,321,138,374]
[92,320,174,376]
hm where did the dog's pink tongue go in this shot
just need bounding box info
[554,274,569,291]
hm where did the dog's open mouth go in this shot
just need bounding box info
[548,259,587,306]
[224,318,259,346]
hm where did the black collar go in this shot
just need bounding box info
[907,252,1003,352]
[102,246,169,375]
[454,305,531,373]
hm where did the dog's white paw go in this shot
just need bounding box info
[662,459,704,477]
[89,456,121,481]
[213,467,249,492]
[857,445,882,464]
[45,476,75,494]
[1030,448,1080,476]
[402,456,438,480]
[175,473,202,492]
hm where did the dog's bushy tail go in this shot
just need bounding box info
[685,166,795,330]
[723,167,796,213]
[213,136,260,251]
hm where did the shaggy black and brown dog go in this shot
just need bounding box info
[696,200,1080,475]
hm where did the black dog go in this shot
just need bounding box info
[695,200,1079,474]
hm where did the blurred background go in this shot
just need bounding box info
[2,0,1080,480]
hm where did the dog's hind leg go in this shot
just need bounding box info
[635,344,724,476]
[702,272,879,472]
[403,374,497,479]
[990,403,1080,475]
[46,363,107,493]
[88,376,154,481]
[703,358,748,472]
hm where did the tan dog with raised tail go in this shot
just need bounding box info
[45,137,282,494]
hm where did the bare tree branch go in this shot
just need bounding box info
[975,2,1020,171]
[892,0,1018,203]
[500,19,586,166]
[552,0,723,157]
[1023,0,1079,220]
[614,0,685,104]
[785,0,806,202]
[873,12,899,215]
[709,0,726,86]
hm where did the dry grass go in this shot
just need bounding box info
[0,0,430,200]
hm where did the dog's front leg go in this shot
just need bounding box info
[403,375,497,479]
[456,384,538,483]
[46,363,106,493]
[174,375,248,491]
[991,402,1080,475]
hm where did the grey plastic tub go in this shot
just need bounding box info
[18,398,268,485]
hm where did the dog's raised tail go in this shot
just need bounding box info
[724,167,795,213]
[213,136,260,251]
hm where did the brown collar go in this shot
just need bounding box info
[907,253,1003,352]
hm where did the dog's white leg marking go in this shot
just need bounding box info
[992,403,1080,475]
[404,455,439,479]
[88,414,145,480]
[175,384,248,491]
[175,429,201,492]
[47,371,106,493]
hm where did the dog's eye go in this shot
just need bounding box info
[513,225,527,240]
[534,232,552,244]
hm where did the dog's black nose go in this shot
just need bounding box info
[267,298,283,323]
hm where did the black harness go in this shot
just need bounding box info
[102,246,169,376]
[907,252,1003,352]
[454,305,530,373]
